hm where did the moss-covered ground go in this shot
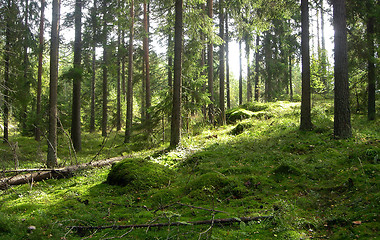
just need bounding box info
[0,100,379,239]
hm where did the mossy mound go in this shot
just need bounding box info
[226,108,254,123]
[107,158,174,190]
[185,172,246,199]
[229,122,253,135]
[241,102,269,112]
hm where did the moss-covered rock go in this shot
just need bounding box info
[226,108,254,123]
[229,122,253,135]
[241,102,269,112]
[107,158,174,190]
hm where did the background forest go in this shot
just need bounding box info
[0,0,379,239]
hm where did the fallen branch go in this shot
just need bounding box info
[0,155,130,190]
[68,216,273,231]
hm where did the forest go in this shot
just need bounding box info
[0,0,379,239]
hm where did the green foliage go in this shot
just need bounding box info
[106,158,174,190]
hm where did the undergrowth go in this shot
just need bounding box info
[0,100,379,239]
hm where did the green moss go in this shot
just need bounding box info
[226,108,254,123]
[107,158,174,190]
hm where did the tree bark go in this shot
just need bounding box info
[116,0,122,131]
[47,0,60,168]
[170,0,183,148]
[219,0,225,125]
[71,0,82,151]
[207,0,214,124]
[21,0,30,132]
[333,0,351,138]
[254,35,260,102]
[35,0,45,141]
[246,36,252,102]
[89,0,97,133]
[225,13,230,109]
[264,32,272,102]
[300,0,313,131]
[125,0,134,143]
[367,0,376,121]
[239,40,243,105]
[168,32,173,88]
[320,0,327,92]
[102,1,108,137]
[3,0,11,143]
[289,55,293,101]
[143,0,151,126]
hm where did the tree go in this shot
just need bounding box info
[71,0,82,151]
[101,0,108,137]
[89,0,97,133]
[239,40,243,105]
[219,0,226,125]
[246,36,252,102]
[333,0,351,138]
[35,0,45,141]
[170,0,183,148]
[300,0,313,131]
[47,0,60,168]
[125,0,134,143]
[254,35,260,101]
[116,0,122,131]
[2,0,11,143]
[367,0,376,121]
[207,0,214,124]
[225,12,230,109]
[143,0,151,126]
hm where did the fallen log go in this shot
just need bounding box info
[68,216,273,231]
[0,155,129,190]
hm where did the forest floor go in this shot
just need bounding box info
[0,100,379,239]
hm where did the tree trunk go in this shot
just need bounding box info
[367,0,375,121]
[125,0,134,143]
[170,0,183,148]
[102,20,108,137]
[168,32,173,88]
[143,0,151,126]
[35,0,45,141]
[47,0,60,168]
[89,0,97,133]
[207,0,214,124]
[289,55,293,101]
[320,0,327,92]
[254,35,260,102]
[21,0,29,132]
[3,0,11,143]
[116,0,122,131]
[71,0,82,151]
[219,0,225,125]
[225,13,230,109]
[333,0,351,138]
[300,0,313,131]
[246,36,252,102]
[264,32,272,102]
[239,40,243,105]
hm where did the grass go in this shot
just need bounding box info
[0,100,379,239]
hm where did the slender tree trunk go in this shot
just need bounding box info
[71,0,82,151]
[207,0,214,124]
[101,6,108,137]
[321,0,327,91]
[3,0,11,143]
[289,55,293,101]
[219,0,225,125]
[254,35,260,102]
[90,0,97,133]
[143,0,151,126]
[246,36,251,102]
[168,32,173,88]
[239,40,243,105]
[225,13,230,109]
[122,29,126,98]
[367,0,376,121]
[333,0,351,138]
[300,0,313,131]
[116,0,121,131]
[125,0,134,143]
[22,0,29,132]
[47,0,60,168]
[264,32,272,102]
[170,0,183,148]
[35,0,44,141]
